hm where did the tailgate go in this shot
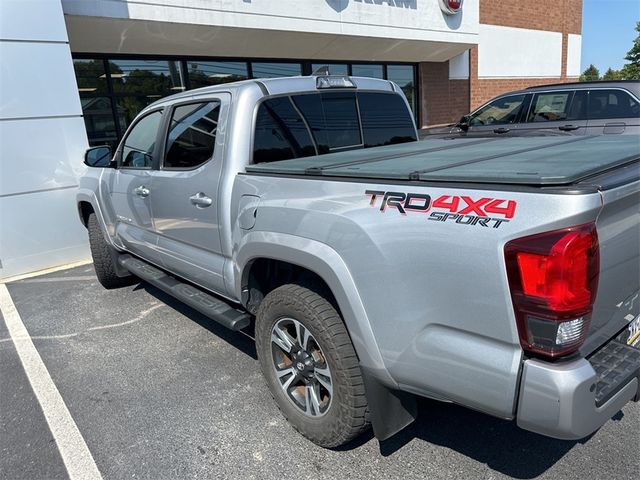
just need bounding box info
[580,177,640,356]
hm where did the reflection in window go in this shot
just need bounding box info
[358,92,416,148]
[528,91,572,122]
[293,92,362,151]
[387,65,415,114]
[588,89,640,119]
[165,102,220,169]
[121,110,162,168]
[253,97,316,163]
[252,62,302,78]
[469,94,526,126]
[109,60,185,96]
[73,59,108,94]
[352,64,384,78]
[80,97,118,149]
[311,64,348,75]
[187,62,248,89]
[116,96,157,132]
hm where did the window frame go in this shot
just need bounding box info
[467,93,528,127]
[116,107,164,170]
[161,98,223,171]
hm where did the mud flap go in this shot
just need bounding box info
[361,367,417,441]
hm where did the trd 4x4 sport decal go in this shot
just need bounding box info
[365,190,516,229]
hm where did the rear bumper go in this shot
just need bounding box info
[516,340,640,440]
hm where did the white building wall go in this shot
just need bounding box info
[478,24,563,78]
[567,34,582,78]
[0,0,90,279]
[62,0,479,62]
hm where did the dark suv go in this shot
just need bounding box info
[422,81,640,138]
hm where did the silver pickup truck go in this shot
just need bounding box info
[77,76,640,448]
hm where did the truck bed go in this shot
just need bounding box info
[246,135,640,186]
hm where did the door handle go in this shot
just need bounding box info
[190,192,213,208]
[558,125,580,131]
[493,127,510,134]
[133,185,150,197]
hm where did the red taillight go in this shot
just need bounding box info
[505,223,599,358]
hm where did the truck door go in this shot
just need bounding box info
[148,94,230,295]
[586,88,640,135]
[517,90,588,136]
[108,108,164,263]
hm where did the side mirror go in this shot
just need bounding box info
[84,146,113,168]
[456,115,470,132]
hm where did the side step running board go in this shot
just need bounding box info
[118,255,251,331]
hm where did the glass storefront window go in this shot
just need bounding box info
[251,62,302,78]
[187,61,249,89]
[116,96,158,132]
[351,64,384,79]
[387,65,415,115]
[109,60,185,96]
[73,59,108,94]
[311,63,348,75]
[80,97,118,148]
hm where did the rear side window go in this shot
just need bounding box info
[253,97,316,164]
[588,89,640,120]
[252,91,416,164]
[165,101,220,169]
[358,92,416,147]
[121,110,163,168]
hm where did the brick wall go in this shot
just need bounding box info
[479,0,582,34]
[419,62,470,127]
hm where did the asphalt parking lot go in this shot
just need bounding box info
[1,265,638,480]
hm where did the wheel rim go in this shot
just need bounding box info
[270,317,333,417]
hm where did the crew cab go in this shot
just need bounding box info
[77,75,640,448]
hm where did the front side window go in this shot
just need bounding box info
[165,102,220,169]
[469,94,526,126]
[588,89,640,119]
[120,110,163,168]
[527,91,574,122]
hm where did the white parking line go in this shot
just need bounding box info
[0,284,103,480]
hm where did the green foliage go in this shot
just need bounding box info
[580,64,600,82]
[620,21,640,80]
[602,68,622,81]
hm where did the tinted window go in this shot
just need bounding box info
[357,92,416,147]
[187,62,248,89]
[165,102,220,169]
[589,89,640,119]
[253,97,316,164]
[120,110,162,168]
[469,94,526,126]
[352,64,384,78]
[293,92,362,151]
[387,65,415,115]
[528,91,574,122]
[251,62,302,78]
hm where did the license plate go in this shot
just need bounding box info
[625,314,640,347]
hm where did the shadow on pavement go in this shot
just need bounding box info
[378,397,587,479]
[137,280,586,479]
[137,283,257,360]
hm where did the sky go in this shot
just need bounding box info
[581,0,639,74]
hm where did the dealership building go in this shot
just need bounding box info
[0,0,582,278]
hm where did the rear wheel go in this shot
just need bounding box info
[255,284,369,448]
[87,213,133,289]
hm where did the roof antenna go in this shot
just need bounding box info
[312,66,331,75]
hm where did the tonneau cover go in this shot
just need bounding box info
[245,135,640,186]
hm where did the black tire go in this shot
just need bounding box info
[87,213,133,289]
[255,284,369,448]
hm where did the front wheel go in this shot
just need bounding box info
[255,284,369,448]
[87,213,133,289]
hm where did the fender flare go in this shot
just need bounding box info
[234,231,396,388]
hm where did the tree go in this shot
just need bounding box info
[620,21,640,80]
[580,64,600,82]
[602,68,622,80]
